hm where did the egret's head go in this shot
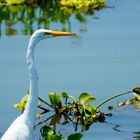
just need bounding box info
[31,29,76,43]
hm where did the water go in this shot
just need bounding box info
[0,0,140,139]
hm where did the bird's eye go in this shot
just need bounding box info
[44,32,52,36]
[43,33,46,36]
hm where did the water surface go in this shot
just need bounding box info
[0,0,140,139]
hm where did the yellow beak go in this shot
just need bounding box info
[48,30,76,36]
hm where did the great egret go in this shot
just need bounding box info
[1,29,75,140]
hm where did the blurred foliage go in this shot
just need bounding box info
[0,0,106,37]
[6,0,25,5]
[13,90,29,111]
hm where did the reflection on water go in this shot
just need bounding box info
[0,1,105,37]
[82,106,140,140]
[134,132,140,140]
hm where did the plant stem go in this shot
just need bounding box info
[37,105,50,114]
[69,95,77,103]
[38,97,53,108]
[95,91,132,109]
[34,114,54,128]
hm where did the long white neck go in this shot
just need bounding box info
[23,37,39,127]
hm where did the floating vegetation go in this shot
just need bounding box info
[1,0,105,8]
[0,0,107,37]
[117,87,140,110]
[40,126,84,140]
[14,88,138,139]
[60,0,105,14]
[14,92,108,131]
[14,91,106,139]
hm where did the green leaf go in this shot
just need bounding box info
[13,90,29,110]
[6,0,25,5]
[13,103,24,110]
[84,104,95,115]
[79,93,96,104]
[61,92,69,99]
[67,133,83,140]
[40,126,54,137]
[48,92,62,108]
[7,0,25,5]
[40,126,62,140]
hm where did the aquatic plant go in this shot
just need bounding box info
[14,92,105,131]
[40,126,83,140]
[14,88,135,139]
[60,0,105,13]
[117,87,140,108]
[0,0,106,37]
[6,0,25,5]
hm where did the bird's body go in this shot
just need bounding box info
[1,114,32,140]
[1,29,75,140]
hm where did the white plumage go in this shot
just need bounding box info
[1,29,75,140]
